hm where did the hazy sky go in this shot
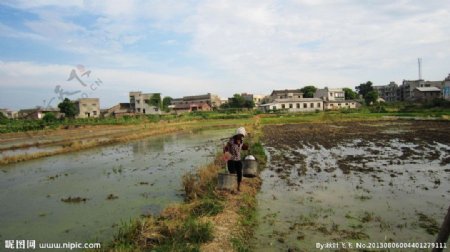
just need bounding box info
[1,0,449,109]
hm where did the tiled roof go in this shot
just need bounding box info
[271,89,302,95]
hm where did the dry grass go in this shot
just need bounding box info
[183,155,227,201]
[200,177,262,252]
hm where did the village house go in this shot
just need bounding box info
[413,87,441,102]
[241,93,267,107]
[17,107,63,120]
[373,82,400,102]
[314,87,357,110]
[171,93,221,110]
[268,89,303,101]
[74,98,100,118]
[401,79,442,101]
[372,76,449,103]
[173,102,212,114]
[0,109,17,119]
[129,91,161,115]
[130,91,157,114]
[101,103,133,118]
[259,89,324,112]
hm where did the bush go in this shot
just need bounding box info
[368,104,387,113]
[250,142,264,156]
[424,98,450,109]
[249,142,267,167]
[339,108,357,114]
[146,114,161,123]
[0,112,7,123]
[42,112,58,123]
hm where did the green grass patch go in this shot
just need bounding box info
[108,219,142,250]
[179,217,214,243]
[231,193,258,252]
[231,237,252,252]
[191,198,224,217]
[151,217,213,251]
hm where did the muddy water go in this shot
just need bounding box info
[253,121,450,251]
[0,128,233,243]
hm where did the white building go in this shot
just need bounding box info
[259,89,324,112]
[129,91,161,115]
[260,98,324,112]
[314,87,358,110]
[75,98,100,118]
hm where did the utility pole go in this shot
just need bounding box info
[418,58,422,80]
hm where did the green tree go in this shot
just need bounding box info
[229,94,246,108]
[355,81,374,98]
[43,112,57,122]
[0,112,7,121]
[300,86,317,98]
[222,94,255,109]
[162,96,173,109]
[365,91,379,105]
[0,112,8,124]
[243,99,255,109]
[58,98,78,118]
[148,93,162,109]
[343,88,358,100]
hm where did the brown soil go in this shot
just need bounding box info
[264,120,450,175]
[263,120,450,149]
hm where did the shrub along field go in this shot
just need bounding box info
[0,112,256,133]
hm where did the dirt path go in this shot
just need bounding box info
[200,177,261,252]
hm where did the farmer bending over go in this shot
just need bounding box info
[224,127,248,191]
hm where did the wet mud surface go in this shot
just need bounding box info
[254,120,450,251]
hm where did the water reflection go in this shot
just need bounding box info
[132,135,169,155]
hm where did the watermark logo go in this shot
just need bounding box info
[4,240,101,250]
[5,240,35,249]
[42,65,102,109]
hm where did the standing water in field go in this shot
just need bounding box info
[0,128,233,243]
[253,121,450,251]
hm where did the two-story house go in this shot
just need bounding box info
[314,87,357,110]
[129,91,161,115]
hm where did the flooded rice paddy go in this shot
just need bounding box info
[253,121,450,251]
[0,128,233,243]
